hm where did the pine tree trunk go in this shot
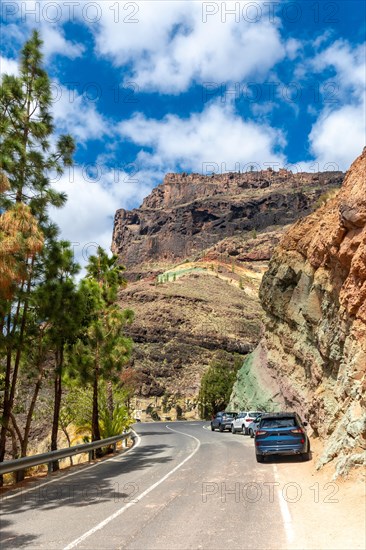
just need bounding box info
[92,364,102,458]
[0,278,31,485]
[107,380,114,417]
[51,347,63,471]
[61,426,73,466]
[15,368,44,482]
[0,351,12,486]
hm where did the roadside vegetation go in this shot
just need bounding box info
[0,32,134,484]
[198,352,243,419]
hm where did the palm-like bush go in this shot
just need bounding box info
[99,402,132,439]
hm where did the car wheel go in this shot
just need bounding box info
[211,424,215,431]
[249,429,254,438]
[231,425,235,434]
[302,449,311,461]
[242,425,246,434]
[256,454,265,463]
[219,424,224,432]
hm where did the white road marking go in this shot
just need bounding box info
[63,425,201,550]
[1,431,141,502]
[273,463,295,544]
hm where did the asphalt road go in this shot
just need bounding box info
[1,422,295,549]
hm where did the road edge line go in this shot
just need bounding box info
[273,463,295,545]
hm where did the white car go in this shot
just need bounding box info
[231,411,263,434]
[230,411,247,433]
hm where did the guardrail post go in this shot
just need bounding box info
[48,462,53,475]
[89,450,94,462]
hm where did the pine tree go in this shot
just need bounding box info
[70,248,133,449]
[0,31,75,476]
[34,240,84,471]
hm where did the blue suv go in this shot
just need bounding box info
[255,412,311,463]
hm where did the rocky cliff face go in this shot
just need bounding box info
[112,170,344,271]
[231,149,366,476]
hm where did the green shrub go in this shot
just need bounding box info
[198,352,243,419]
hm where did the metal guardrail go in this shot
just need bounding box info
[0,431,134,476]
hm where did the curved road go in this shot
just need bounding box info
[1,422,296,549]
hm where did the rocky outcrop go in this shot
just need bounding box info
[112,170,343,270]
[231,149,366,476]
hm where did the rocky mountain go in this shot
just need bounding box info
[112,169,344,275]
[113,168,344,418]
[230,149,366,476]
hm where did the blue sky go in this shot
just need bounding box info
[1,0,365,265]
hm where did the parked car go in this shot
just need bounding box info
[248,414,263,437]
[234,411,263,434]
[230,411,247,433]
[211,411,237,432]
[254,412,311,462]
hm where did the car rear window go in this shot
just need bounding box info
[261,417,296,428]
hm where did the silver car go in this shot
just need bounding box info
[248,415,263,437]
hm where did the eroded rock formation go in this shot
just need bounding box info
[231,149,366,476]
[112,169,344,270]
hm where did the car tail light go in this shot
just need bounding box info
[300,439,305,444]
[256,430,267,435]
[291,428,304,434]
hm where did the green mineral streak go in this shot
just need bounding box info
[229,352,279,412]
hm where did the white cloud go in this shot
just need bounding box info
[285,38,302,60]
[307,40,366,171]
[50,165,154,269]
[2,2,84,60]
[309,103,366,171]
[90,1,287,93]
[40,26,85,60]
[118,101,286,171]
[311,40,365,101]
[0,56,19,76]
[51,82,110,143]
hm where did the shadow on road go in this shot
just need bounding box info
[0,518,38,549]
[0,442,174,548]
